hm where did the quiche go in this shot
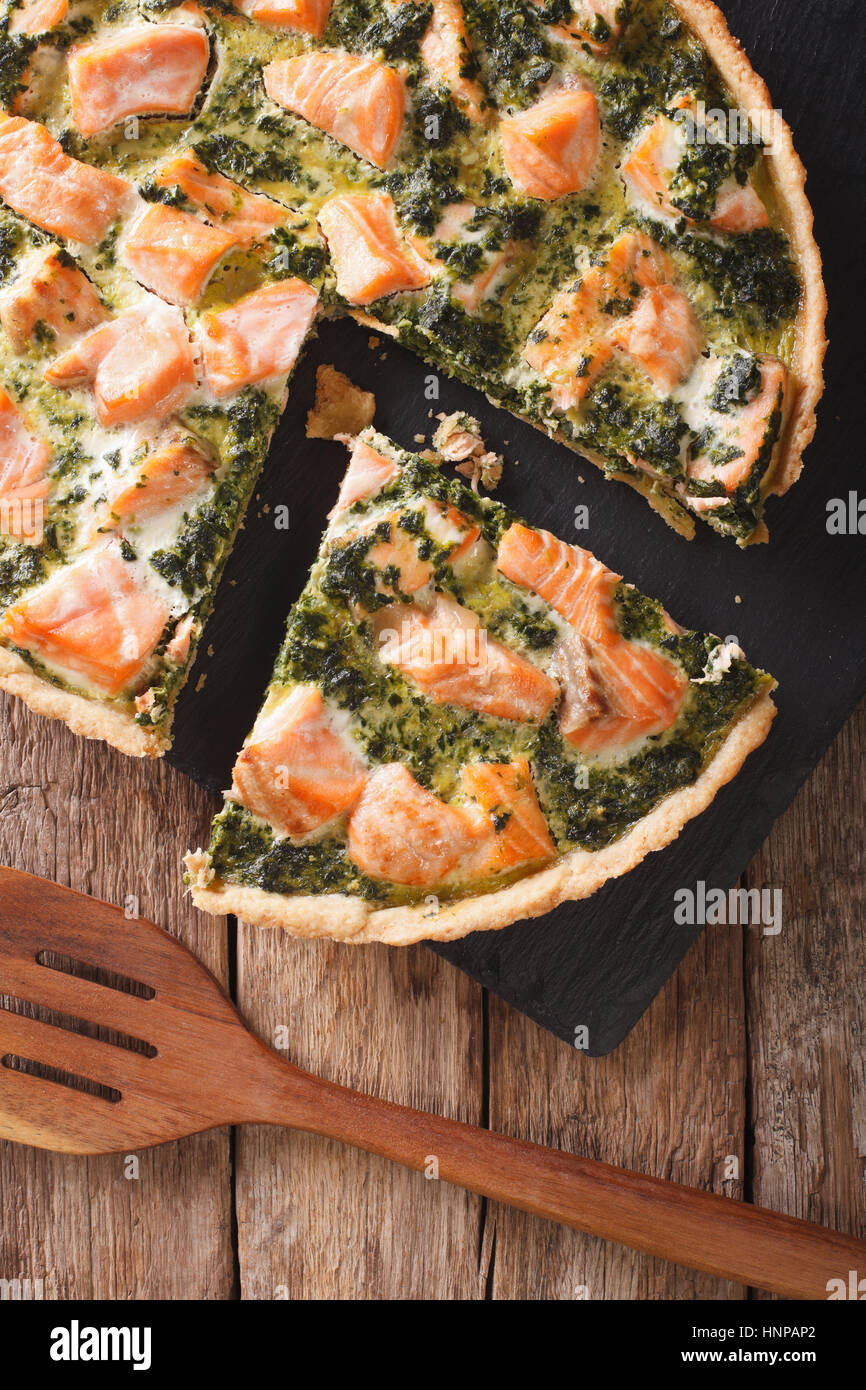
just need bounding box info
[0,0,823,759]
[186,428,776,944]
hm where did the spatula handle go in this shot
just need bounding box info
[253,1066,865,1299]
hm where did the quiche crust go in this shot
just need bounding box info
[0,646,168,757]
[672,0,827,502]
[186,686,776,946]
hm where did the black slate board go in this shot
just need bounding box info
[168,0,865,1054]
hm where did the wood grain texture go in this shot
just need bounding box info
[233,933,487,1299]
[0,692,233,1299]
[485,921,748,1300]
[745,704,866,1298]
[0,691,863,1300]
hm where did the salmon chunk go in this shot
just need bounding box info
[375,593,559,722]
[67,25,210,136]
[609,283,703,393]
[498,523,686,752]
[500,89,599,201]
[328,439,401,518]
[0,115,131,244]
[498,521,619,643]
[417,0,486,123]
[44,299,197,426]
[0,245,108,352]
[155,149,292,245]
[233,0,332,32]
[98,436,216,531]
[122,204,237,307]
[0,388,51,521]
[0,546,170,696]
[199,278,319,397]
[522,231,679,410]
[347,762,490,886]
[231,684,367,838]
[318,193,433,306]
[685,354,788,504]
[263,51,406,169]
[461,760,556,873]
[9,0,68,34]
[621,110,769,233]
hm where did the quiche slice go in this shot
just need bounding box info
[186,429,776,944]
[0,16,324,754]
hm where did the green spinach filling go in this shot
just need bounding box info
[211,453,769,903]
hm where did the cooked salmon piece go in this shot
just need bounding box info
[0,388,51,530]
[566,638,687,753]
[199,278,319,397]
[686,355,788,501]
[621,110,769,233]
[347,762,491,886]
[609,283,703,393]
[67,25,210,137]
[155,149,292,245]
[97,436,216,531]
[498,521,619,643]
[121,204,237,307]
[0,115,132,244]
[9,0,68,34]
[415,0,486,123]
[0,244,108,352]
[500,89,599,201]
[231,684,367,838]
[375,593,559,722]
[522,230,676,409]
[233,0,332,33]
[263,51,406,169]
[709,181,770,234]
[461,761,555,872]
[44,299,197,426]
[497,523,686,751]
[0,545,170,696]
[318,192,433,306]
[328,439,400,518]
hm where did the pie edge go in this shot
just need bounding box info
[0,645,169,757]
[185,686,777,945]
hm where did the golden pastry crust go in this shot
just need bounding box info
[671,0,827,501]
[0,647,168,757]
[186,688,776,945]
[306,363,376,440]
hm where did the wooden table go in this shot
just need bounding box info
[0,689,863,1301]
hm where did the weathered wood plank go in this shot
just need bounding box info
[0,693,234,1300]
[234,932,486,1299]
[746,701,866,1298]
[485,920,748,1300]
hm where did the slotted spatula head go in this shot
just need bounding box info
[0,866,284,1153]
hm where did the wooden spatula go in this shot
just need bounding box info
[0,866,861,1298]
